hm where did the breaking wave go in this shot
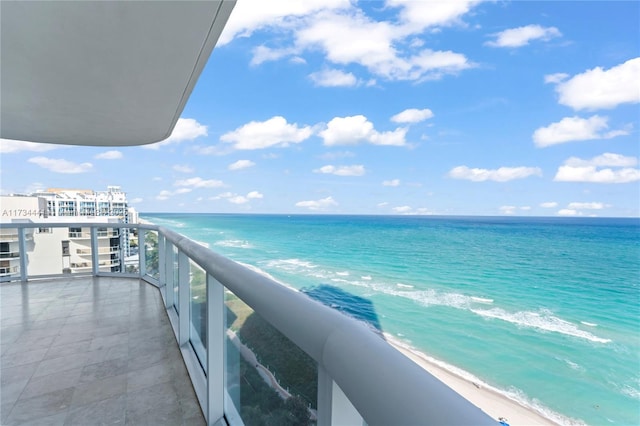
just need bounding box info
[470,308,611,344]
[214,239,253,249]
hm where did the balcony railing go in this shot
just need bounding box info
[0,266,19,276]
[0,222,494,426]
[76,246,119,256]
[0,251,20,259]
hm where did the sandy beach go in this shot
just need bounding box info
[386,334,559,426]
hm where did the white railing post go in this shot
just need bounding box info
[91,226,99,275]
[178,251,190,345]
[206,274,224,425]
[18,227,27,282]
[317,366,364,426]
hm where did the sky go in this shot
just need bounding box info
[1,0,639,217]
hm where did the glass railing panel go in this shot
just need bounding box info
[122,227,139,274]
[144,230,159,279]
[24,226,90,276]
[224,289,318,425]
[97,227,122,273]
[173,246,180,314]
[190,260,207,369]
[0,226,21,280]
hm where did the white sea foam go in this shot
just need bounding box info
[555,356,584,372]
[235,261,298,291]
[470,308,611,344]
[580,321,598,327]
[396,283,414,288]
[194,240,210,248]
[265,258,318,271]
[336,271,350,276]
[620,384,640,400]
[214,239,253,249]
[361,275,372,280]
[471,296,494,304]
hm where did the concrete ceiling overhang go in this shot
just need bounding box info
[0,0,235,146]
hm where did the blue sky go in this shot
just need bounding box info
[1,1,639,217]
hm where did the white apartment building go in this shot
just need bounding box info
[35,185,129,219]
[0,187,138,279]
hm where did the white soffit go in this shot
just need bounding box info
[0,0,235,146]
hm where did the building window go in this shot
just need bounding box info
[37,227,52,234]
[62,241,70,256]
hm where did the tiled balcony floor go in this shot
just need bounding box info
[0,276,204,426]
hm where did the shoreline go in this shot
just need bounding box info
[385,333,561,426]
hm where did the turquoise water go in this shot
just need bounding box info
[143,214,640,425]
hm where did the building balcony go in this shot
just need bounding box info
[0,222,494,426]
[76,247,120,256]
[0,251,20,260]
[0,266,19,276]
[69,230,119,239]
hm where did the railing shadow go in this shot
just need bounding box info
[301,284,383,336]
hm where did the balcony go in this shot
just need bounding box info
[0,222,494,426]
[0,251,20,259]
[1,276,203,425]
[0,266,19,276]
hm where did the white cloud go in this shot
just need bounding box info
[557,209,579,216]
[228,160,256,171]
[320,115,407,146]
[392,205,412,213]
[309,69,358,87]
[486,24,561,48]
[382,179,401,187]
[540,202,558,208]
[174,177,225,188]
[155,188,192,200]
[544,73,569,84]
[499,205,517,215]
[391,108,434,124]
[28,157,92,174]
[173,164,194,173]
[218,0,349,45]
[533,115,629,147]
[229,195,249,204]
[554,165,640,184]
[211,191,263,204]
[144,118,208,149]
[314,164,365,176]
[94,150,122,160]
[224,1,478,82]
[156,190,172,201]
[448,166,542,182]
[0,139,60,154]
[295,196,338,211]
[564,153,638,168]
[552,57,640,110]
[567,202,607,210]
[221,116,313,150]
[554,154,640,184]
[377,202,389,207]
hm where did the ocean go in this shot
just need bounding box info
[142,213,640,425]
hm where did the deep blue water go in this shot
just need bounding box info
[143,213,640,425]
